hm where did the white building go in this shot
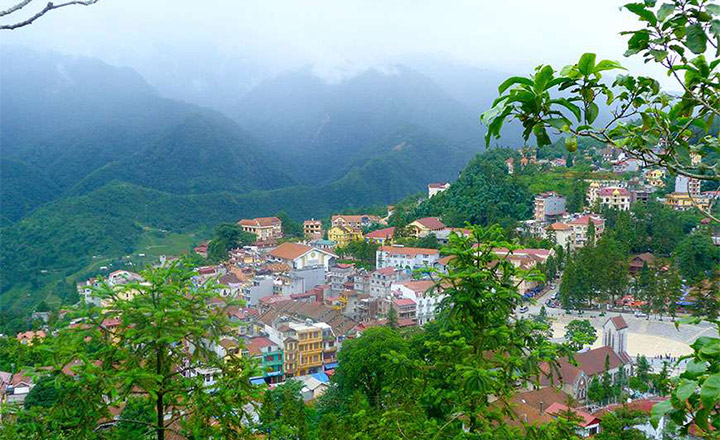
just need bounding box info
[267,242,337,271]
[376,245,440,271]
[596,187,632,211]
[391,280,445,325]
[534,191,567,221]
[427,182,450,198]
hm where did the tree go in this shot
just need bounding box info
[675,232,720,283]
[0,0,101,31]
[587,376,605,405]
[259,380,309,440]
[207,223,255,262]
[21,260,261,440]
[483,1,720,221]
[595,407,649,440]
[277,211,303,238]
[24,376,60,410]
[567,178,588,213]
[385,307,398,330]
[564,319,597,350]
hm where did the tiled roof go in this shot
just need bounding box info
[375,267,396,276]
[547,222,572,231]
[510,387,573,411]
[569,215,604,226]
[245,337,276,356]
[393,298,416,306]
[413,217,446,230]
[395,280,435,295]
[598,187,632,196]
[546,403,599,427]
[608,315,628,330]
[366,227,395,239]
[428,182,449,188]
[268,242,312,260]
[258,300,358,336]
[574,346,628,376]
[239,216,281,227]
[379,246,439,257]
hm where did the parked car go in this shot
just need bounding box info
[634,311,648,318]
[519,306,529,314]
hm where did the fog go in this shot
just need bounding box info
[2,0,675,106]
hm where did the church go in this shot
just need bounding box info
[538,315,633,401]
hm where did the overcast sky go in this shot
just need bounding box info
[2,0,673,88]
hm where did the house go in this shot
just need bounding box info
[664,192,711,211]
[645,169,666,187]
[238,216,283,241]
[279,322,325,377]
[569,215,605,248]
[16,330,46,345]
[534,192,567,222]
[539,316,632,402]
[427,182,450,198]
[629,253,655,273]
[303,219,323,240]
[392,298,417,322]
[295,373,330,401]
[369,267,410,298]
[594,398,669,439]
[407,217,446,238]
[331,214,382,231]
[267,242,337,271]
[245,337,284,384]
[596,187,632,211]
[546,222,574,250]
[365,227,395,245]
[327,226,363,247]
[434,228,471,245]
[613,158,640,173]
[506,157,515,174]
[194,242,209,258]
[391,280,444,325]
[376,245,440,271]
[0,372,34,407]
[675,175,701,196]
[546,403,601,437]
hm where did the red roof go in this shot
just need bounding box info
[428,182,449,188]
[393,298,416,306]
[245,337,277,356]
[379,246,439,257]
[238,216,281,227]
[268,242,312,260]
[395,280,435,295]
[598,187,631,196]
[569,215,604,226]
[376,267,396,276]
[546,403,600,427]
[413,217,446,230]
[547,222,571,231]
[366,227,396,239]
[608,315,628,330]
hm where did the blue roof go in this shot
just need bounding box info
[314,239,336,245]
[311,372,330,383]
[250,378,266,385]
[323,362,338,370]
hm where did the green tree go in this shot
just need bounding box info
[259,380,309,440]
[595,407,649,440]
[564,319,597,350]
[385,307,398,330]
[207,222,255,262]
[482,1,720,220]
[567,178,588,213]
[675,233,720,283]
[587,376,605,405]
[277,211,303,238]
[24,376,60,410]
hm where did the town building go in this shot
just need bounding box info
[391,280,444,325]
[534,192,567,222]
[245,337,284,384]
[331,214,382,231]
[644,169,666,187]
[569,215,605,248]
[596,187,632,211]
[376,245,440,271]
[303,219,323,240]
[407,217,446,238]
[369,267,410,298]
[267,242,337,271]
[546,222,574,250]
[391,298,417,322]
[365,227,395,245]
[327,225,363,247]
[427,182,450,198]
[238,216,283,241]
[664,192,711,211]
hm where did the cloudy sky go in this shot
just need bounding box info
[2,0,673,89]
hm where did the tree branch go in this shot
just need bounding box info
[0,0,100,30]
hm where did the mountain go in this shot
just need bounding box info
[232,65,484,184]
[71,113,294,195]
[0,159,60,223]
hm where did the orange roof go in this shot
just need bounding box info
[238,216,281,227]
[395,280,435,295]
[428,182,449,188]
[379,246,439,256]
[547,222,571,231]
[366,227,395,239]
[546,403,599,427]
[569,215,604,226]
[245,337,277,356]
[268,242,312,260]
[608,315,628,330]
[412,217,446,230]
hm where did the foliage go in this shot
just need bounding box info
[482,0,720,223]
[277,211,303,238]
[207,223,256,262]
[334,240,380,267]
[674,232,720,283]
[259,380,310,440]
[564,319,598,350]
[595,407,649,440]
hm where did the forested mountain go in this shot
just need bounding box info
[0,47,499,311]
[232,65,484,183]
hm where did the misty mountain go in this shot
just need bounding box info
[232,65,485,184]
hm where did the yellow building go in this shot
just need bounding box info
[664,192,711,211]
[645,169,666,187]
[327,226,363,247]
[281,323,324,377]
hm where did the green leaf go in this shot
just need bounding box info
[711,19,720,38]
[650,400,672,428]
[649,49,668,61]
[625,30,651,56]
[699,373,720,408]
[578,53,597,76]
[625,3,657,25]
[707,4,720,16]
[657,3,675,21]
[700,339,720,356]
[594,59,626,72]
[586,102,599,124]
[551,98,582,121]
[547,117,571,130]
[686,24,708,54]
[497,76,534,94]
[533,65,555,93]
[685,359,708,377]
[676,379,697,402]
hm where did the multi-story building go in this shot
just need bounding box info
[596,187,632,211]
[391,280,444,326]
[331,214,382,231]
[280,322,324,377]
[327,226,363,247]
[245,337,284,384]
[267,242,337,271]
[365,227,395,245]
[407,217,446,238]
[675,175,701,196]
[546,222,574,250]
[569,215,605,248]
[644,169,666,187]
[664,192,711,211]
[586,180,623,205]
[427,182,450,198]
[303,219,323,240]
[238,216,283,241]
[391,298,417,322]
[369,267,409,298]
[376,245,440,271]
[533,192,567,221]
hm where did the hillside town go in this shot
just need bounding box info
[3,142,718,438]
